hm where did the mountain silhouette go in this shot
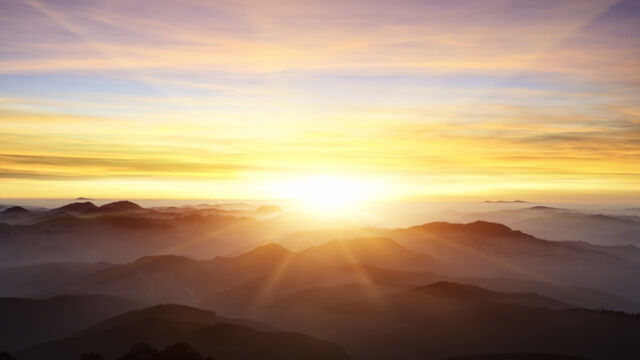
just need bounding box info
[17,304,353,360]
[458,206,640,246]
[445,354,595,360]
[51,202,98,215]
[11,236,629,315]
[296,237,435,270]
[0,211,274,265]
[409,281,573,309]
[267,281,640,360]
[0,294,144,351]
[0,206,29,215]
[0,262,114,297]
[280,221,640,302]
[85,201,143,215]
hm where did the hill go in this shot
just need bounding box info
[0,294,144,351]
[0,262,115,297]
[445,355,594,360]
[280,221,640,303]
[16,304,353,360]
[51,202,98,215]
[457,206,640,246]
[84,201,143,215]
[267,282,640,360]
[1,206,29,215]
[0,212,273,265]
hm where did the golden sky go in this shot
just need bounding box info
[1,0,639,200]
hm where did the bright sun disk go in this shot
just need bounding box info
[274,175,374,212]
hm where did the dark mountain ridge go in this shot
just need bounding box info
[1,206,29,215]
[16,304,353,360]
[51,202,98,215]
[0,294,144,351]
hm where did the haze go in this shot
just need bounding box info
[2,1,640,360]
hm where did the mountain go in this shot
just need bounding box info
[0,206,35,224]
[445,355,595,360]
[17,304,353,360]
[19,238,629,315]
[60,244,298,305]
[84,201,144,215]
[62,237,434,307]
[268,283,404,310]
[0,294,144,351]
[1,206,29,215]
[64,255,214,305]
[0,262,115,297]
[295,237,435,271]
[280,221,640,303]
[564,241,640,264]
[51,202,98,215]
[0,212,275,265]
[200,238,432,316]
[409,281,572,309]
[389,221,640,301]
[266,282,640,360]
[458,206,640,246]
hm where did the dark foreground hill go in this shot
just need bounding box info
[0,295,144,351]
[16,304,353,360]
[262,282,640,360]
[445,355,595,360]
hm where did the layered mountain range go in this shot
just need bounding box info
[1,201,639,359]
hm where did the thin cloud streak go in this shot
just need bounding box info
[0,0,638,199]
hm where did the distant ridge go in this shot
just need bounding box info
[445,354,595,360]
[252,205,284,216]
[0,206,30,214]
[17,304,353,360]
[52,202,98,214]
[525,206,564,211]
[410,281,573,309]
[412,220,522,237]
[0,294,144,351]
[484,200,529,203]
[85,200,143,215]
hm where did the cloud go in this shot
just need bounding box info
[0,0,627,77]
[0,0,639,199]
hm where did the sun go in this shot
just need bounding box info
[272,175,376,212]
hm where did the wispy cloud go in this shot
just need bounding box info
[0,0,638,199]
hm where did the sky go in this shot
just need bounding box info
[0,0,639,201]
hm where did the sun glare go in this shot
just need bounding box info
[273,175,375,212]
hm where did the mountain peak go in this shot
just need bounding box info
[411,281,573,309]
[52,201,98,214]
[85,200,143,215]
[416,221,515,236]
[133,255,195,266]
[463,221,514,235]
[100,200,142,210]
[1,206,30,214]
[232,243,293,263]
[414,281,498,298]
[525,206,562,211]
[80,304,217,335]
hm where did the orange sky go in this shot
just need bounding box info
[0,0,639,200]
